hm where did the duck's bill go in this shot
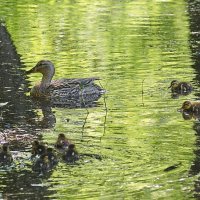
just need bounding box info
[177,108,183,112]
[26,67,35,74]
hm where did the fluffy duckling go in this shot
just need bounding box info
[0,144,13,165]
[168,80,192,94]
[31,140,46,157]
[179,101,200,112]
[55,133,70,150]
[46,147,58,166]
[32,154,51,173]
[63,144,79,163]
[178,101,200,120]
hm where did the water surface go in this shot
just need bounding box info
[0,0,199,199]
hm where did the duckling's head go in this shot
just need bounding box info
[57,133,66,141]
[27,60,55,76]
[168,80,179,89]
[181,101,192,110]
[68,144,75,150]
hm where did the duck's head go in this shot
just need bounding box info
[68,144,75,150]
[168,80,179,89]
[58,133,66,141]
[27,60,55,77]
[178,101,192,112]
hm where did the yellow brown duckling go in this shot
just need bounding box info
[168,80,192,94]
[179,101,200,113]
[55,133,70,150]
[0,144,13,165]
[63,144,79,163]
[31,140,46,157]
[46,147,58,166]
[32,154,51,173]
[26,60,105,100]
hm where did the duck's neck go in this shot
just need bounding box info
[41,71,54,88]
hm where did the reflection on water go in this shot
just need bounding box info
[1,0,200,199]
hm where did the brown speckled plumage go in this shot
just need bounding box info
[27,60,105,104]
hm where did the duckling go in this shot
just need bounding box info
[0,144,13,165]
[32,154,51,173]
[55,133,70,150]
[63,144,79,163]
[178,101,200,120]
[179,101,200,113]
[168,80,192,94]
[31,140,46,157]
[46,147,58,166]
[26,60,105,101]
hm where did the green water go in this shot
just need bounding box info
[0,0,199,199]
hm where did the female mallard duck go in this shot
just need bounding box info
[27,60,105,103]
[168,80,192,94]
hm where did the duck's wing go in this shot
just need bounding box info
[50,77,101,89]
[179,82,193,92]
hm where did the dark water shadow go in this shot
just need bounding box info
[187,1,200,198]
[0,23,36,132]
[0,22,57,199]
[1,169,55,200]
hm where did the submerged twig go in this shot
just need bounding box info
[98,80,108,136]
[80,85,89,138]
[142,79,145,106]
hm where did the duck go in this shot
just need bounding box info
[55,133,70,150]
[0,144,13,165]
[168,80,192,94]
[178,101,200,120]
[26,60,105,103]
[179,101,200,113]
[46,147,58,166]
[31,140,46,157]
[63,144,79,163]
[32,154,51,173]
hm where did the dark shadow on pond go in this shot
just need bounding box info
[0,23,36,132]
[187,0,200,198]
[1,169,55,199]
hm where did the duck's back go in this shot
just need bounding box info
[51,77,100,88]
[49,77,105,105]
